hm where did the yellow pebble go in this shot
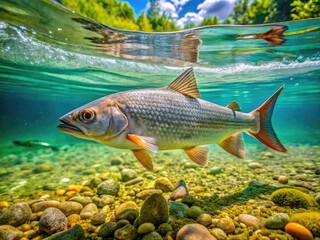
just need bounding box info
[56,189,66,196]
[0,201,10,208]
[66,185,83,192]
[285,222,313,240]
[65,191,77,198]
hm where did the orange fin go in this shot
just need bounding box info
[131,149,153,171]
[261,26,288,46]
[226,101,241,111]
[219,133,245,158]
[167,68,200,98]
[249,85,287,152]
[184,145,208,167]
[127,134,158,153]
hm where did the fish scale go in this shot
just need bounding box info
[114,88,257,149]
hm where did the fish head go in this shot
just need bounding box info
[57,98,128,141]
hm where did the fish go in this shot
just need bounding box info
[237,26,288,46]
[13,140,59,151]
[58,68,286,170]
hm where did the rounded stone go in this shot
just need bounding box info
[181,195,197,206]
[121,169,138,182]
[210,228,227,240]
[216,217,235,234]
[99,195,115,207]
[315,168,320,175]
[31,200,60,212]
[140,193,169,227]
[278,176,289,184]
[142,231,163,240]
[209,167,222,175]
[69,196,92,206]
[0,202,32,227]
[168,201,189,219]
[32,162,53,173]
[137,222,155,234]
[176,223,216,240]
[116,219,130,229]
[114,223,137,240]
[97,179,120,196]
[79,203,98,220]
[0,225,23,240]
[98,222,117,238]
[197,213,212,226]
[285,222,313,240]
[170,180,188,200]
[158,223,173,236]
[111,157,123,166]
[91,212,107,225]
[115,201,139,218]
[185,206,203,219]
[88,176,102,189]
[238,214,260,230]
[265,213,290,229]
[154,177,174,192]
[39,207,68,234]
[248,162,264,169]
[136,189,163,200]
[58,201,83,217]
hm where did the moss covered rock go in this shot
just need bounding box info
[270,188,317,208]
[290,211,320,237]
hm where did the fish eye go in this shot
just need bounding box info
[80,109,95,122]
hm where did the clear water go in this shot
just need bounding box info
[0,1,319,198]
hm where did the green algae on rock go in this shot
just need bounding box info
[290,211,320,237]
[270,188,317,208]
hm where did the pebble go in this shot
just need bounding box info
[0,202,32,227]
[315,168,320,175]
[39,207,68,234]
[209,167,222,175]
[91,212,107,225]
[58,201,83,217]
[176,223,216,240]
[170,180,189,200]
[154,177,174,192]
[79,203,98,220]
[97,179,120,196]
[137,222,155,234]
[158,223,173,236]
[238,214,260,230]
[69,196,92,206]
[98,222,117,238]
[31,200,60,212]
[185,206,203,219]
[168,201,188,219]
[67,214,81,227]
[181,195,197,206]
[0,201,10,208]
[115,201,139,219]
[88,176,102,189]
[111,157,123,165]
[264,213,290,229]
[66,185,83,192]
[114,223,137,240]
[99,195,115,207]
[116,219,130,229]
[140,193,169,227]
[284,222,314,240]
[125,177,144,186]
[0,225,23,240]
[136,189,162,200]
[278,176,289,184]
[33,162,53,173]
[42,224,85,240]
[210,228,227,240]
[196,213,212,226]
[142,231,163,240]
[121,169,138,182]
[248,162,264,169]
[216,217,235,234]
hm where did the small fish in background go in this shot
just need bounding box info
[13,140,59,151]
[237,25,288,46]
[58,68,286,171]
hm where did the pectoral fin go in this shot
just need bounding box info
[127,134,158,153]
[131,149,153,171]
[226,101,241,111]
[219,133,245,158]
[184,145,208,167]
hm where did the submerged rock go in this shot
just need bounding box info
[154,177,174,192]
[137,222,155,234]
[265,213,290,229]
[121,169,138,182]
[98,222,117,238]
[42,224,85,240]
[176,223,216,240]
[216,217,235,234]
[0,202,32,227]
[290,211,320,237]
[238,214,260,230]
[140,193,168,227]
[142,231,163,240]
[97,179,120,196]
[114,224,137,240]
[136,189,162,200]
[158,223,173,236]
[170,180,189,200]
[79,203,98,220]
[285,222,313,240]
[196,213,212,227]
[271,188,317,208]
[168,201,188,219]
[58,201,83,217]
[0,225,23,240]
[39,207,68,234]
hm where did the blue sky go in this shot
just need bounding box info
[121,0,236,27]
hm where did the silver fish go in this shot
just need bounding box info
[58,68,286,170]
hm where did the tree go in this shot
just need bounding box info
[200,16,219,26]
[291,0,320,20]
[137,12,153,32]
[230,0,250,24]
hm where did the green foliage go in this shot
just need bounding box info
[200,16,219,26]
[137,12,153,32]
[291,0,320,20]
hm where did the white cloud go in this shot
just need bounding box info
[159,0,179,18]
[176,12,204,27]
[197,0,235,20]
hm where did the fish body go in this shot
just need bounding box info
[13,140,58,151]
[58,68,286,170]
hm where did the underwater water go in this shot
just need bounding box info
[0,0,320,239]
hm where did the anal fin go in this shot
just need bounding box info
[184,145,208,167]
[131,149,153,171]
[219,133,245,158]
[127,134,158,153]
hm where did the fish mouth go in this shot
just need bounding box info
[57,119,83,134]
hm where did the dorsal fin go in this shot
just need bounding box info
[226,101,241,111]
[167,68,200,98]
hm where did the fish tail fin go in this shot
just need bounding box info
[249,85,286,152]
[261,25,288,46]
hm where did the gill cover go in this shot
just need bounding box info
[106,106,128,138]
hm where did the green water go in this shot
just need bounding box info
[0,0,319,199]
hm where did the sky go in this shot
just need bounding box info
[122,0,237,27]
